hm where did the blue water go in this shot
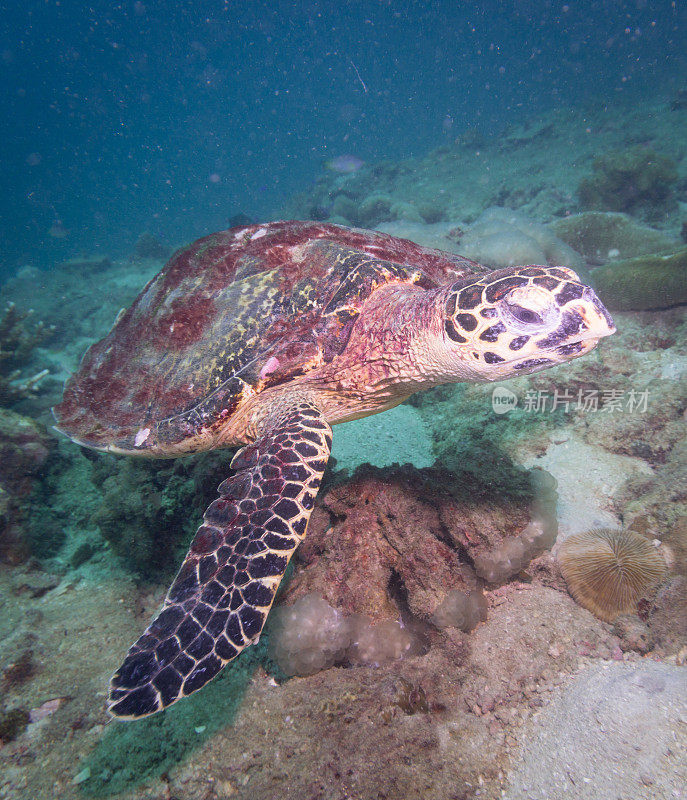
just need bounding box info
[0,0,684,277]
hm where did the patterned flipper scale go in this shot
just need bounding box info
[108,401,332,719]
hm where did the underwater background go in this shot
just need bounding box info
[1,1,686,799]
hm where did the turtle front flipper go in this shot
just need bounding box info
[108,401,332,719]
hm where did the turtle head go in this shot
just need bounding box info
[441,266,615,381]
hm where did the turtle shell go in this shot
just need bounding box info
[54,221,482,454]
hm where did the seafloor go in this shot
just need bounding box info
[1,92,686,800]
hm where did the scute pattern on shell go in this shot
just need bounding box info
[54,221,483,453]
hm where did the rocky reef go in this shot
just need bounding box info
[0,303,52,408]
[1,92,686,800]
[0,408,53,564]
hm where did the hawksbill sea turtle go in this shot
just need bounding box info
[53,220,615,719]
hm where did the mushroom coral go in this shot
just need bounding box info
[558,529,667,622]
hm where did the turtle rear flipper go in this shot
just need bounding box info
[108,401,332,719]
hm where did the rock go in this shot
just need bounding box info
[462,226,547,268]
[613,614,654,653]
[504,662,687,800]
[59,256,112,273]
[648,576,687,656]
[524,432,651,543]
[375,221,465,252]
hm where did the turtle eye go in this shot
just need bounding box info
[507,304,543,325]
[499,287,560,331]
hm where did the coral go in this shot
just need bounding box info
[1,649,35,689]
[268,594,351,676]
[431,589,488,632]
[472,517,557,583]
[454,207,584,270]
[92,459,177,571]
[388,677,430,715]
[0,707,30,744]
[549,211,679,266]
[267,593,421,677]
[132,232,170,261]
[577,147,678,214]
[331,194,358,223]
[346,616,419,666]
[581,377,686,465]
[0,302,52,407]
[91,452,227,574]
[279,463,555,646]
[357,193,394,226]
[389,200,423,223]
[416,199,446,224]
[590,247,687,311]
[558,528,667,622]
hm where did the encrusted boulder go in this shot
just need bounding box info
[282,464,557,625]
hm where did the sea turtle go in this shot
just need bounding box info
[54,220,615,719]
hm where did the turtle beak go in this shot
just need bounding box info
[575,286,616,341]
[536,285,615,360]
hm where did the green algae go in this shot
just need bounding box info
[591,248,687,311]
[25,447,88,559]
[412,384,567,500]
[0,707,30,743]
[549,212,679,265]
[78,642,267,798]
[90,451,230,576]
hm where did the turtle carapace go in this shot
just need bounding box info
[54,221,615,719]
